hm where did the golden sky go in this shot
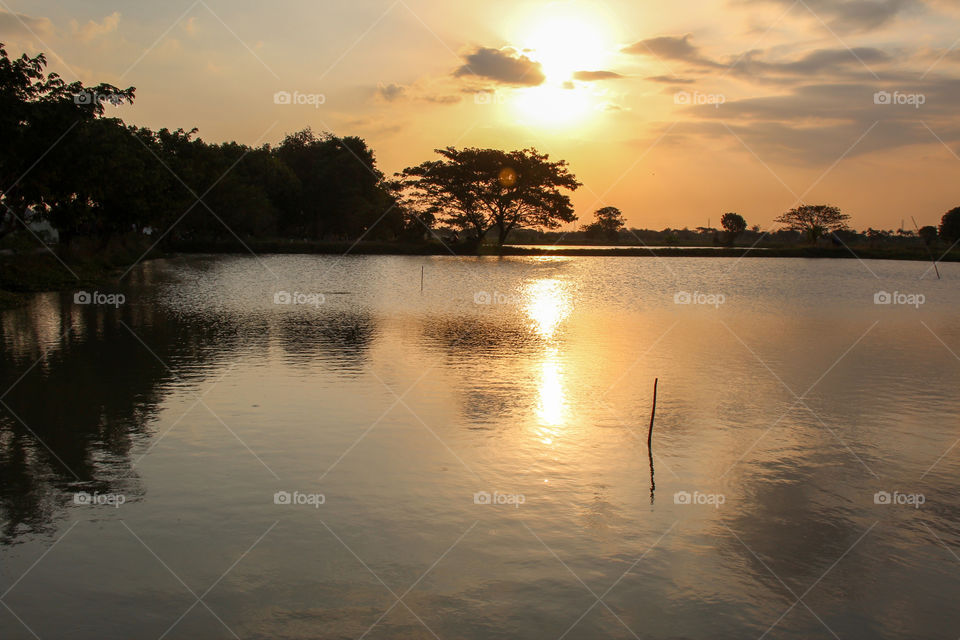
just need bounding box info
[4,0,960,230]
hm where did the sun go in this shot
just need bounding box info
[521,11,612,82]
[505,6,614,126]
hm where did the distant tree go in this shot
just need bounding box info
[918,225,938,246]
[939,207,960,244]
[582,206,624,241]
[750,224,761,233]
[720,212,747,244]
[774,204,850,244]
[398,147,580,246]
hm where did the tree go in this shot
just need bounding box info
[0,42,135,241]
[774,204,850,244]
[939,207,960,244]
[399,147,580,246]
[720,212,747,244]
[918,225,938,246]
[582,206,625,241]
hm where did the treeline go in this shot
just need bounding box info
[0,44,421,251]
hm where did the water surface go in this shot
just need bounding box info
[1,255,958,639]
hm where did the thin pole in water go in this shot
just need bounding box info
[912,216,941,280]
[420,265,424,293]
[647,377,658,448]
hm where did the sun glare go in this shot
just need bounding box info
[523,13,610,82]
[507,7,613,126]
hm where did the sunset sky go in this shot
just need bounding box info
[4,0,960,230]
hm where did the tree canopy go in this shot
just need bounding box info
[939,207,960,244]
[583,206,625,241]
[398,147,580,246]
[774,205,850,244]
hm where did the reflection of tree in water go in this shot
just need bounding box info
[277,311,376,374]
[420,316,540,427]
[0,294,242,545]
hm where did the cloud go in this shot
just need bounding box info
[732,47,891,78]
[750,0,922,32]
[453,47,545,86]
[670,78,960,163]
[626,35,894,84]
[374,81,461,105]
[622,34,722,68]
[646,75,697,84]
[71,11,120,43]
[376,82,406,102]
[572,70,625,81]
[0,10,54,38]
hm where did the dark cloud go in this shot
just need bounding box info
[626,35,893,84]
[667,78,960,164]
[572,70,625,81]
[732,47,891,77]
[453,47,545,86]
[621,34,722,68]
[752,0,922,32]
[647,75,697,84]
[376,82,406,102]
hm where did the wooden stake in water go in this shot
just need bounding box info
[420,265,424,293]
[647,377,658,448]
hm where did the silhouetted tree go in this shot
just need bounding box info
[583,206,625,241]
[720,212,747,244]
[398,147,580,246]
[0,42,134,241]
[774,205,850,244]
[939,207,960,244]
[918,225,938,246]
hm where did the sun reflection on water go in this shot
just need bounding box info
[523,278,571,339]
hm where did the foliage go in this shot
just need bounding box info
[582,206,625,241]
[774,205,850,244]
[398,147,580,246]
[939,207,960,244]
